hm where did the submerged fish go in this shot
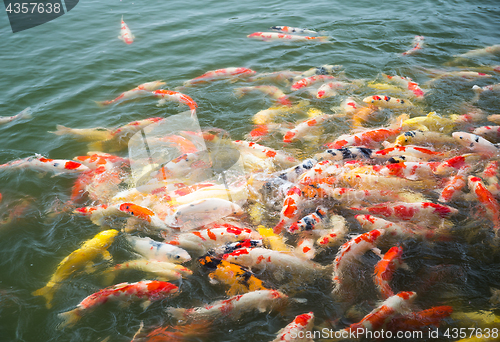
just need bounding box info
[119,16,135,44]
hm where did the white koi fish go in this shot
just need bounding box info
[457,44,500,58]
[183,67,256,87]
[270,26,320,36]
[247,32,329,43]
[0,107,31,125]
[0,154,89,174]
[452,131,499,156]
[152,89,197,116]
[119,16,134,44]
[125,235,191,264]
[95,80,165,106]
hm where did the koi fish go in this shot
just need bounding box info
[233,140,298,167]
[452,132,499,156]
[296,65,343,80]
[468,176,500,234]
[363,95,413,109]
[247,32,329,42]
[0,106,31,125]
[400,111,456,133]
[283,114,333,143]
[170,198,244,231]
[386,305,453,332]
[438,168,468,202]
[332,229,385,291]
[273,186,303,234]
[125,235,191,264]
[248,70,303,84]
[152,89,197,116]
[199,255,268,296]
[457,44,500,58]
[325,126,402,149]
[434,154,481,176]
[344,291,417,334]
[270,26,320,35]
[295,237,316,260]
[183,67,256,86]
[316,81,351,98]
[271,312,315,342]
[119,16,135,44]
[58,281,178,328]
[288,206,328,234]
[118,203,169,230]
[315,147,373,162]
[372,145,444,161]
[0,154,89,175]
[252,100,309,125]
[394,130,456,147]
[374,246,408,299]
[256,226,293,252]
[472,125,500,143]
[374,161,439,181]
[275,159,317,183]
[291,75,336,91]
[95,80,165,106]
[316,215,348,247]
[355,215,415,238]
[166,289,288,322]
[234,85,291,106]
[32,229,118,308]
[472,83,500,102]
[101,259,192,284]
[326,188,401,207]
[401,35,424,56]
[383,74,425,98]
[164,224,261,254]
[50,125,113,142]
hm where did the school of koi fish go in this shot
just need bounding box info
[3,22,500,341]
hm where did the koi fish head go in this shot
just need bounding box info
[222,248,252,266]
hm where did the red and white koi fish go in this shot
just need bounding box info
[374,161,439,181]
[183,67,256,87]
[0,107,31,125]
[350,202,458,225]
[271,312,315,342]
[288,206,328,234]
[383,74,425,98]
[316,215,348,247]
[325,126,402,149]
[355,215,415,238]
[344,291,417,334]
[452,131,499,156]
[166,289,288,322]
[295,238,316,260]
[125,235,191,264]
[338,96,360,115]
[401,35,424,56]
[363,95,413,109]
[283,114,333,143]
[119,16,135,44]
[164,224,261,254]
[458,44,500,58]
[326,188,400,207]
[95,80,165,106]
[480,161,500,195]
[372,145,444,161]
[152,89,197,116]
[468,176,500,234]
[247,32,329,43]
[472,125,500,143]
[472,83,500,102]
[234,85,291,106]
[291,75,336,91]
[73,153,128,171]
[233,140,298,166]
[374,246,408,299]
[434,154,480,176]
[0,155,89,174]
[58,281,178,328]
[316,81,350,98]
[332,229,385,291]
[386,305,453,332]
[273,186,303,234]
[170,198,244,231]
[271,26,320,35]
[438,168,468,202]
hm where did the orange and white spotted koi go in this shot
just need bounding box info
[343,291,417,334]
[452,131,499,156]
[434,153,480,176]
[372,145,444,161]
[247,32,329,43]
[233,140,298,166]
[472,125,500,143]
[295,238,316,260]
[0,155,89,175]
[164,224,261,254]
[283,114,333,143]
[383,74,425,98]
[332,229,385,291]
[288,206,328,234]
[316,81,351,98]
[401,35,424,56]
[234,85,291,106]
[316,215,348,247]
[152,89,197,116]
[271,312,315,342]
[350,202,458,225]
[270,26,320,35]
[468,176,500,234]
[73,153,128,171]
[183,67,256,87]
[325,126,402,149]
[480,161,500,195]
[124,235,191,264]
[438,168,468,202]
[95,80,165,106]
[0,107,31,125]
[373,161,439,180]
[374,246,408,299]
[58,281,178,328]
[291,75,336,91]
[355,215,415,238]
[166,289,288,322]
[118,16,135,44]
[338,96,360,115]
[363,95,413,109]
[273,186,303,234]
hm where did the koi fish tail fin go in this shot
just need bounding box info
[32,284,55,309]
[318,36,330,43]
[50,124,73,136]
[19,107,32,119]
[165,307,187,321]
[58,308,83,329]
[94,100,111,107]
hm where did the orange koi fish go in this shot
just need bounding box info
[386,305,453,332]
[468,176,500,234]
[355,215,415,238]
[273,186,303,234]
[183,67,256,86]
[152,89,197,116]
[438,168,468,202]
[119,16,135,44]
[374,246,407,299]
[95,80,165,106]
[58,281,178,328]
[247,32,329,42]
